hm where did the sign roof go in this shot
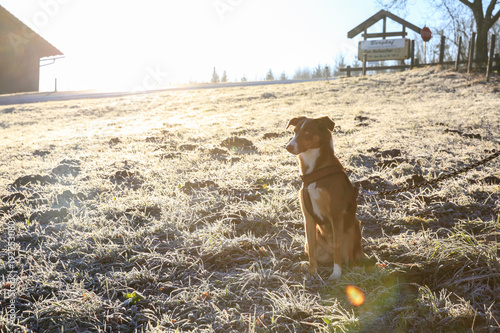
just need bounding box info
[347,10,422,39]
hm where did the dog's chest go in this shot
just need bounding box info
[307,183,329,221]
[300,148,321,174]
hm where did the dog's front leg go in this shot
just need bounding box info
[330,216,344,280]
[304,214,318,276]
[299,189,318,276]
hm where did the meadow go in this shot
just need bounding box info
[1,67,499,332]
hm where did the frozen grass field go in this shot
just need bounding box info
[1,67,499,332]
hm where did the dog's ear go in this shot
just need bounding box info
[286,116,306,129]
[318,116,335,132]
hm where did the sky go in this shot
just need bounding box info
[1,0,437,92]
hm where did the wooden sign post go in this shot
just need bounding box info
[347,10,422,76]
[486,34,496,82]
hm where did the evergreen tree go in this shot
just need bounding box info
[211,67,219,83]
[221,70,227,83]
[313,64,323,78]
[266,69,274,81]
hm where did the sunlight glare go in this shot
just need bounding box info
[58,1,204,91]
[346,285,365,306]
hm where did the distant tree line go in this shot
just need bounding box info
[210,64,336,83]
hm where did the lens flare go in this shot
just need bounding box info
[346,285,365,306]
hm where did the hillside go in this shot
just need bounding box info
[1,67,499,332]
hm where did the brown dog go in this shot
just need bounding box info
[285,115,363,279]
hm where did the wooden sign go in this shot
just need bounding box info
[358,38,410,61]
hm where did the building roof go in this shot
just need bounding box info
[347,10,422,39]
[0,5,63,58]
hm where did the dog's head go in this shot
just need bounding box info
[285,116,335,155]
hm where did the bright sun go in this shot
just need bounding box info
[42,1,212,91]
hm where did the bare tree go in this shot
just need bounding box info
[333,54,346,76]
[293,67,312,79]
[382,0,500,61]
[459,0,500,61]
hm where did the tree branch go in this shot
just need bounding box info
[457,0,474,10]
[377,0,408,12]
[485,0,498,21]
[492,9,500,23]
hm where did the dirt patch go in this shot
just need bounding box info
[182,180,219,194]
[10,174,57,187]
[444,128,482,139]
[207,147,228,155]
[220,136,257,151]
[178,143,198,151]
[261,92,277,99]
[33,149,51,157]
[405,174,427,185]
[377,149,402,158]
[107,170,144,189]
[30,207,70,224]
[1,192,26,203]
[262,132,287,140]
[51,159,82,177]
[354,115,376,127]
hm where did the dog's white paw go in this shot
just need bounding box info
[329,264,342,280]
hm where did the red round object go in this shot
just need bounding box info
[421,27,432,42]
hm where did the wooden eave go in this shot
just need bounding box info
[0,5,63,58]
[347,10,421,39]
